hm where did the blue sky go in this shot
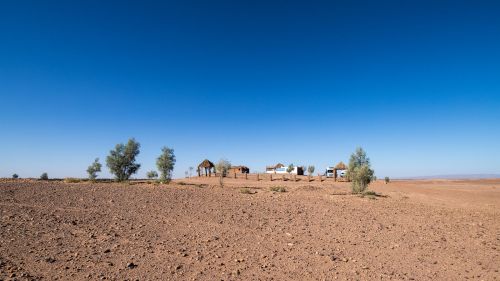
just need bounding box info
[1,0,499,179]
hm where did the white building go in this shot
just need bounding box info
[266,163,304,175]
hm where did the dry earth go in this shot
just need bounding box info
[0,177,499,280]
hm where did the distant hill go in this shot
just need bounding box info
[394,174,500,180]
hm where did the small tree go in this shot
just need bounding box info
[286,163,294,181]
[156,146,176,183]
[147,170,158,180]
[106,138,141,181]
[87,158,102,181]
[188,166,194,178]
[185,171,189,178]
[385,177,390,184]
[40,173,49,180]
[215,158,231,187]
[12,174,19,179]
[307,165,315,182]
[347,147,375,194]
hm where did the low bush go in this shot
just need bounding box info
[64,178,81,183]
[40,173,49,180]
[270,186,287,193]
[240,187,256,194]
[12,174,19,179]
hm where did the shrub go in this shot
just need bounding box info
[106,138,141,181]
[156,147,176,184]
[87,158,102,181]
[215,159,231,187]
[12,174,19,179]
[347,147,375,194]
[64,178,81,183]
[270,186,287,193]
[40,173,49,180]
[385,177,390,184]
[240,188,254,194]
[147,170,158,180]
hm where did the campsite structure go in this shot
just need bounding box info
[198,159,215,177]
[228,166,250,174]
[333,161,348,181]
[266,163,304,175]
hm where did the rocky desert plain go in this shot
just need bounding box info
[0,176,499,280]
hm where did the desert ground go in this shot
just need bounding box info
[0,176,499,280]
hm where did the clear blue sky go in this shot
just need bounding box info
[1,0,499,179]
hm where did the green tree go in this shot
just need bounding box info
[347,147,375,194]
[385,177,390,184]
[106,138,141,181]
[12,174,19,179]
[147,170,159,180]
[307,165,315,182]
[307,165,315,175]
[87,158,102,181]
[156,147,176,183]
[215,158,231,187]
[40,172,49,180]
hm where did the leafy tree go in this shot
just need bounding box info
[307,165,315,175]
[347,147,375,194]
[106,138,141,181]
[385,177,390,184]
[40,172,49,180]
[286,164,294,174]
[215,158,231,187]
[87,158,102,181]
[12,174,19,179]
[147,170,158,180]
[156,147,176,183]
[307,165,315,182]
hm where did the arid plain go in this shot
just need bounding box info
[1,177,499,280]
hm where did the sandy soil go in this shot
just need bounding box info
[0,177,499,280]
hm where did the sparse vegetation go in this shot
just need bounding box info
[240,187,255,194]
[286,164,294,181]
[147,170,159,180]
[347,147,375,194]
[307,165,315,176]
[359,190,386,200]
[87,158,102,181]
[189,166,194,178]
[215,159,231,187]
[12,174,19,179]
[270,186,287,193]
[307,165,315,181]
[40,173,49,180]
[385,176,390,184]
[156,147,175,184]
[106,138,141,182]
[64,177,81,183]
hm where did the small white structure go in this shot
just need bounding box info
[326,167,335,177]
[266,163,304,175]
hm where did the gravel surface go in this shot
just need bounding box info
[0,178,499,280]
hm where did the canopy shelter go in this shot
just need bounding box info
[198,159,215,177]
[334,161,348,182]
